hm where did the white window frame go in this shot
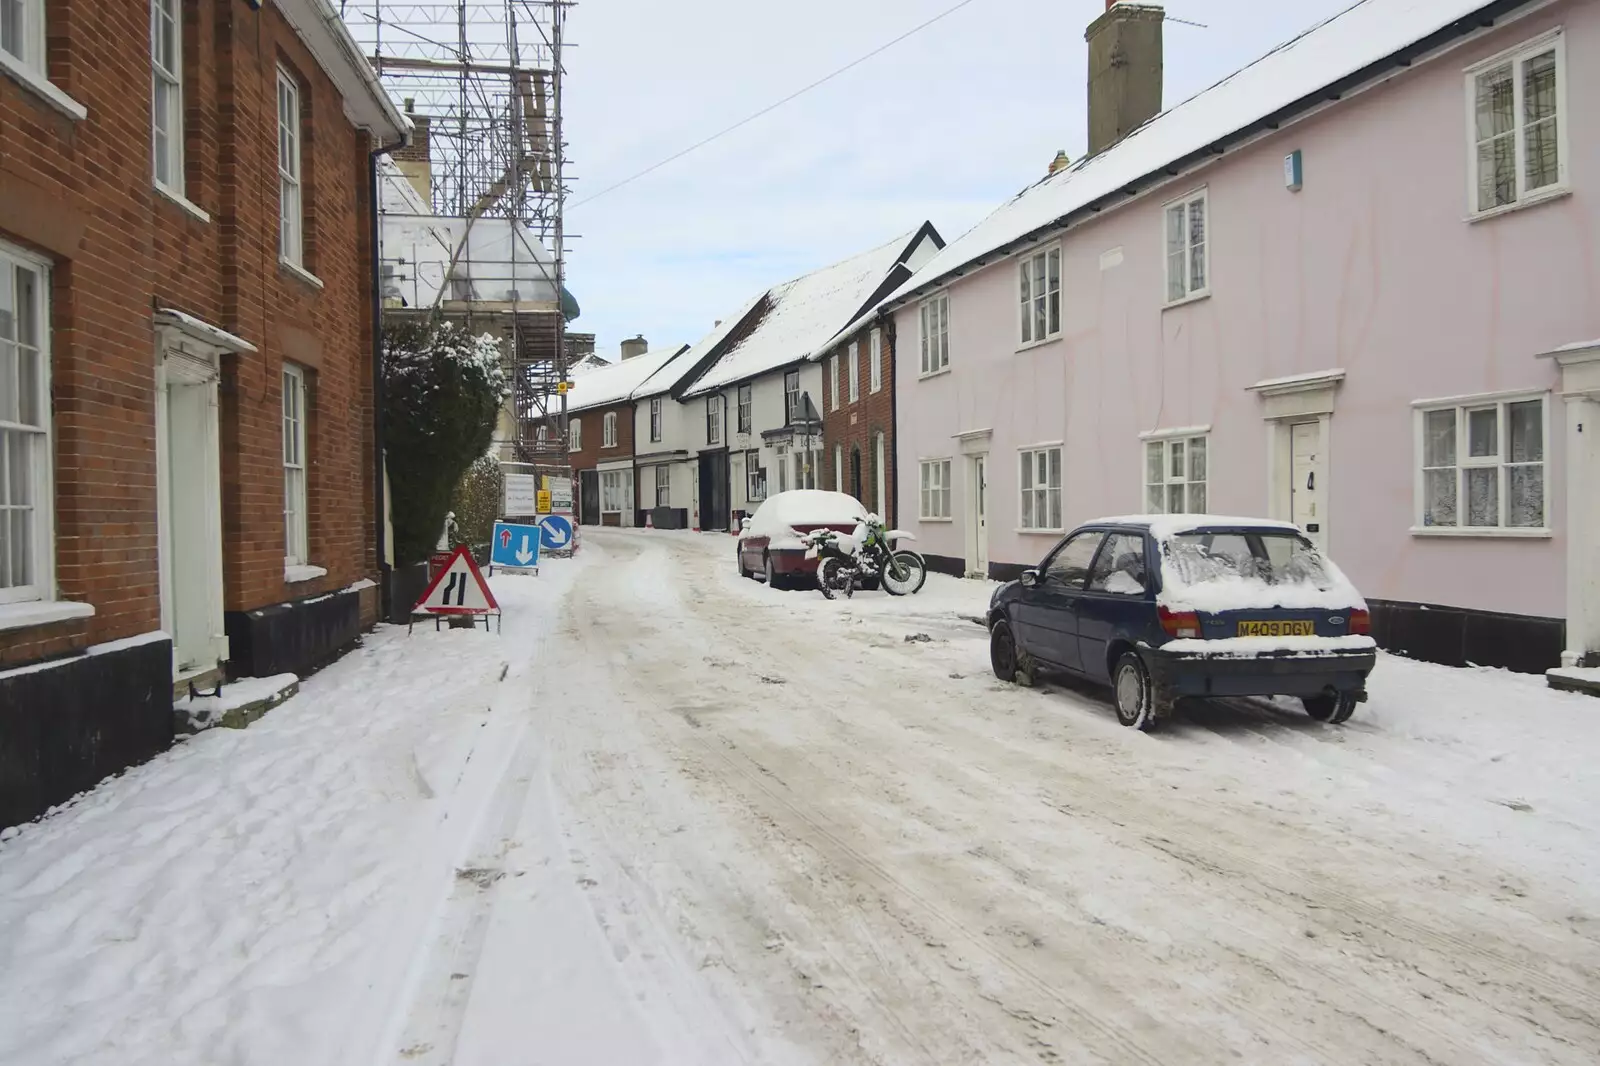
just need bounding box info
[0,242,54,606]
[1,0,44,73]
[869,329,883,393]
[705,395,722,446]
[1411,390,1550,536]
[919,459,952,521]
[655,468,671,508]
[834,444,843,493]
[847,343,860,403]
[282,364,308,568]
[277,68,304,267]
[568,417,581,451]
[737,383,751,434]
[150,0,185,195]
[1018,244,1062,347]
[1162,188,1209,305]
[1142,431,1208,515]
[919,293,950,376]
[791,448,817,491]
[649,396,662,442]
[1464,30,1568,219]
[1018,445,1063,533]
[784,369,800,423]
[600,469,631,514]
[829,353,840,410]
[602,410,618,448]
[746,449,766,501]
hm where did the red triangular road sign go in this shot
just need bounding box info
[413,545,500,615]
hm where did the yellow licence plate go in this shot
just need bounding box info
[1237,620,1316,637]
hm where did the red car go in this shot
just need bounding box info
[737,490,868,589]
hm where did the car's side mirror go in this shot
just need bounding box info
[740,517,751,532]
[1020,569,1039,588]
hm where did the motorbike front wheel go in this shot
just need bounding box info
[881,550,928,596]
[818,556,855,600]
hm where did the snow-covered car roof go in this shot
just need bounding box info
[747,490,867,545]
[1088,514,1303,540]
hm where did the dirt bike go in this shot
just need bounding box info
[803,518,928,600]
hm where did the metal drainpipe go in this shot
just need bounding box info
[369,135,406,620]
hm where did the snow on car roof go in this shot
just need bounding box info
[683,231,920,397]
[879,0,1503,308]
[1090,514,1302,539]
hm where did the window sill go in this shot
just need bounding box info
[1162,289,1212,311]
[1466,186,1571,224]
[279,258,325,291]
[285,564,328,584]
[0,599,96,633]
[154,183,211,224]
[1016,527,1065,536]
[0,53,88,121]
[1409,526,1552,539]
[919,367,952,381]
[1016,335,1063,354]
[919,517,954,523]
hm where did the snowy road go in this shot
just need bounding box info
[4,529,1600,1065]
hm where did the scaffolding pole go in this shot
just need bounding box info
[352,0,576,479]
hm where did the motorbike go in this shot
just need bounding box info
[802,516,928,599]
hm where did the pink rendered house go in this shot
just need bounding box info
[880,0,1600,674]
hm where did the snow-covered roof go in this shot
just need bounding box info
[884,0,1506,306]
[565,348,690,413]
[683,231,925,397]
[276,0,409,139]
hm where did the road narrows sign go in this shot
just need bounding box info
[413,545,499,616]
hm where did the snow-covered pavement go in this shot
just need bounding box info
[4,528,1600,1065]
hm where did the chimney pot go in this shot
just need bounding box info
[620,334,649,360]
[1085,2,1165,157]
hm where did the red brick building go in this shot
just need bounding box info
[821,316,899,526]
[0,0,407,827]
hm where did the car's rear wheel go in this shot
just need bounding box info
[1303,692,1358,724]
[1113,652,1161,731]
[990,620,1019,682]
[737,544,752,579]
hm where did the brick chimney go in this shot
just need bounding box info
[1085,1,1164,157]
[620,335,649,360]
[391,99,433,204]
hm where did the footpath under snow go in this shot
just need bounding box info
[2,528,1599,1065]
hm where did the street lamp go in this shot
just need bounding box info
[795,390,823,488]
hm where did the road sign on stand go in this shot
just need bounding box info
[411,545,500,632]
[504,474,538,516]
[491,521,543,572]
[546,476,573,512]
[536,489,552,513]
[536,514,574,551]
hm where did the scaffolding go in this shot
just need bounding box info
[345,0,577,471]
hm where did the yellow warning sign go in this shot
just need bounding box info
[536,489,552,513]
[557,381,570,394]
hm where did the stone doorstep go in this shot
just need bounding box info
[1546,667,1600,698]
[175,673,301,734]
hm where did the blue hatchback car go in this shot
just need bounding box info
[986,516,1377,730]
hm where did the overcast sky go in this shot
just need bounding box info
[386,1,1364,358]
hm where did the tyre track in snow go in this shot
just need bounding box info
[629,531,1600,1064]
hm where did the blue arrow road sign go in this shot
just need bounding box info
[491,521,542,569]
[537,514,574,550]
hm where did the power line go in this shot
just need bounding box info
[570,0,985,210]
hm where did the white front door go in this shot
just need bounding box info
[156,349,227,678]
[1290,422,1326,548]
[967,454,988,577]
